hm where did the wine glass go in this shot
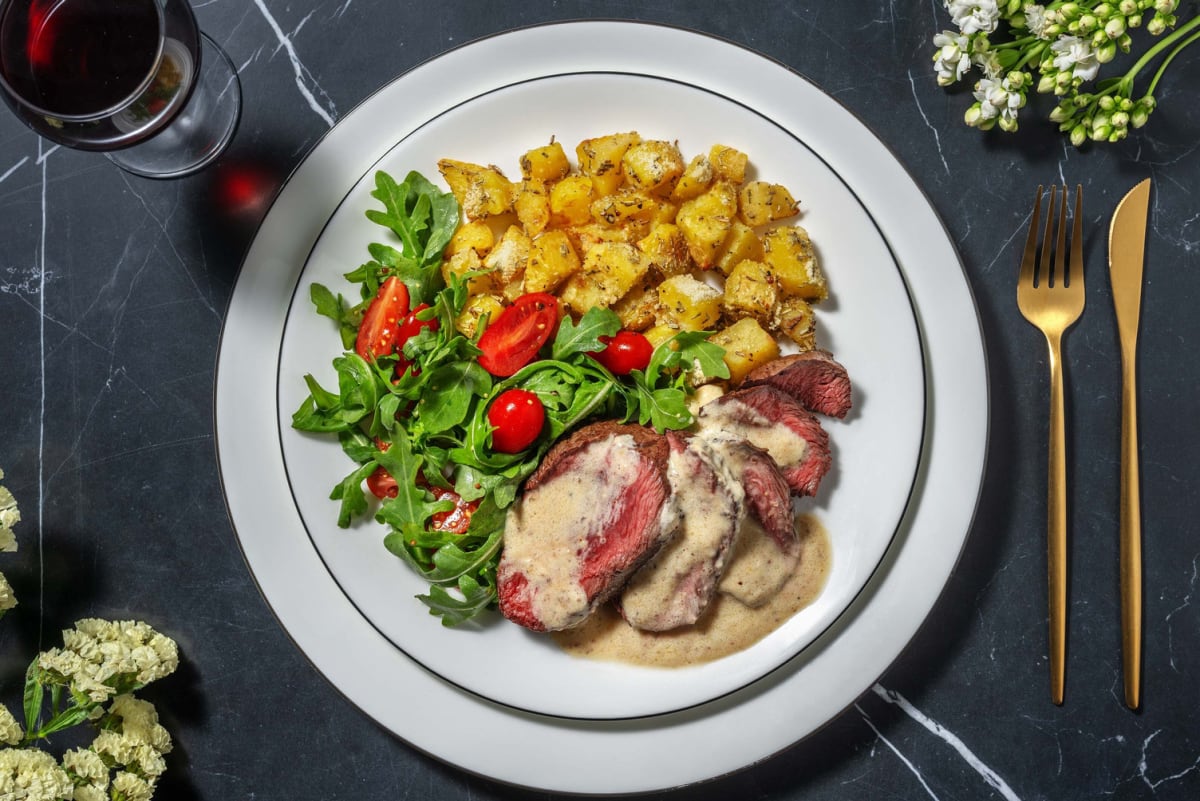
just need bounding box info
[0,0,241,179]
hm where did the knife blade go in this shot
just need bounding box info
[1108,177,1150,710]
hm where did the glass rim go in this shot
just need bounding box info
[0,0,167,123]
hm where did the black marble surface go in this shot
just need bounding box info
[1,1,1198,799]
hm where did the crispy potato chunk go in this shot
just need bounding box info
[709,144,749,183]
[713,221,764,276]
[761,225,827,302]
[525,230,581,294]
[590,190,661,228]
[709,317,780,385]
[656,274,723,332]
[670,154,714,202]
[456,293,506,338]
[520,141,571,182]
[774,296,818,350]
[622,140,686,196]
[675,182,738,269]
[444,219,495,258]
[612,283,659,331]
[442,248,500,296]
[576,132,641,196]
[637,222,694,279]
[437,159,515,219]
[483,225,531,292]
[738,181,799,227]
[514,180,551,237]
[549,175,595,227]
[559,241,648,315]
[723,259,779,324]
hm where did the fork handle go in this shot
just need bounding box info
[1119,352,1142,710]
[1046,332,1068,706]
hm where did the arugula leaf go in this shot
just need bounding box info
[417,575,496,627]
[364,170,460,305]
[413,362,491,434]
[309,283,357,350]
[328,461,379,528]
[551,306,621,360]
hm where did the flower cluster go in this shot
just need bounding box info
[933,1,1200,143]
[0,466,179,800]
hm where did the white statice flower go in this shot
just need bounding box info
[0,468,19,552]
[1024,4,1051,39]
[933,30,972,85]
[41,620,179,703]
[0,748,74,801]
[72,786,107,801]
[0,703,23,745]
[110,772,153,801]
[1051,35,1101,81]
[108,695,172,757]
[946,0,1001,35]
[61,748,108,789]
[0,571,16,616]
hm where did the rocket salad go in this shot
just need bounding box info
[291,169,728,626]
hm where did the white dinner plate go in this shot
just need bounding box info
[215,21,987,793]
[275,71,924,719]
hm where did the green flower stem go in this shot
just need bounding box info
[1148,25,1200,94]
[1124,12,1200,90]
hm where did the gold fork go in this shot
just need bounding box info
[1017,184,1085,706]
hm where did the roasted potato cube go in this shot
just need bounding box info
[774,296,818,350]
[738,181,799,227]
[643,323,678,349]
[709,144,749,183]
[549,175,595,227]
[637,222,694,279]
[442,248,500,296]
[483,225,531,288]
[590,190,661,228]
[558,241,648,315]
[612,283,659,331]
[456,293,506,339]
[723,259,779,323]
[713,221,764,276]
[576,132,641,196]
[437,158,515,219]
[675,182,738,268]
[520,141,571,182]
[670,154,714,202]
[525,230,581,294]
[761,225,827,302]
[514,179,550,237]
[709,317,781,385]
[622,140,685,195]
[444,219,494,258]
[656,274,723,331]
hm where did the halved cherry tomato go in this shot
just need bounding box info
[476,293,560,377]
[588,330,653,375]
[487,388,545,453]
[428,486,480,534]
[366,465,398,499]
[355,276,410,361]
[397,303,439,345]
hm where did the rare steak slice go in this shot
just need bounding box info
[618,432,746,631]
[497,422,680,632]
[698,385,832,497]
[698,430,795,554]
[742,350,852,419]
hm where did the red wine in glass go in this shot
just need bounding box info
[0,0,240,176]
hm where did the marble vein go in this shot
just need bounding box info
[0,156,28,183]
[36,140,50,648]
[907,69,949,176]
[252,0,336,126]
[1139,730,1200,791]
[1164,555,1198,671]
[856,703,943,799]
[872,684,1023,801]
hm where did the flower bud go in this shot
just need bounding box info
[1105,17,1127,37]
[964,103,984,128]
[1096,3,1115,18]
[1119,33,1133,52]
[1131,105,1151,127]
[1038,73,1058,93]
[1147,15,1166,34]
[1099,41,1119,61]
[1079,13,1098,32]
[1141,94,1157,111]
[1049,103,1072,123]
[1059,2,1081,18]
[1099,95,1116,111]
[1119,0,1137,13]
[1071,125,1088,146]
[1045,22,1065,37]
[998,115,1019,133]
[1119,96,1134,111]
[1154,0,1177,14]
[1126,13,1142,28]
[1091,123,1113,141]
[1109,127,1127,142]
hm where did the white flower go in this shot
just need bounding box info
[933,30,972,85]
[1051,35,1101,81]
[972,76,1026,126]
[61,749,107,787]
[108,695,172,756]
[41,620,179,703]
[72,786,106,801]
[0,469,19,552]
[0,748,74,801]
[0,571,16,615]
[973,49,1004,79]
[946,0,1001,35]
[0,703,23,745]
[110,772,153,801]
[1024,4,1051,39]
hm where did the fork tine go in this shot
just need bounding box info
[1054,184,1069,287]
[1020,185,1044,288]
[1068,184,1084,288]
[1039,185,1058,287]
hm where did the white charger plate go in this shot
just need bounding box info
[275,71,924,719]
[216,21,987,793]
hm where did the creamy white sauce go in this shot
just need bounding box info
[717,516,800,607]
[553,514,831,667]
[502,434,644,631]
[699,398,808,469]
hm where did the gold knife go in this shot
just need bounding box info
[1108,178,1150,711]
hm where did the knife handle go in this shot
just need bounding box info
[1119,354,1142,710]
[1046,332,1068,706]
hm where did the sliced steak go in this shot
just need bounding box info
[497,422,680,632]
[698,385,832,497]
[697,430,796,554]
[742,350,852,419]
[618,432,746,631]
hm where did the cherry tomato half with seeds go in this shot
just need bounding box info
[355,276,410,361]
[397,303,439,347]
[588,330,653,375]
[428,486,480,534]
[476,292,560,377]
[487,388,545,454]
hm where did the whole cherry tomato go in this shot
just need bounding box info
[476,293,560,376]
[355,276,410,361]
[487,388,545,453]
[588,330,653,375]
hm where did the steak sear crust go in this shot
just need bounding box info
[742,350,852,419]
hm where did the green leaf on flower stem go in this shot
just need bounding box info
[22,659,43,734]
